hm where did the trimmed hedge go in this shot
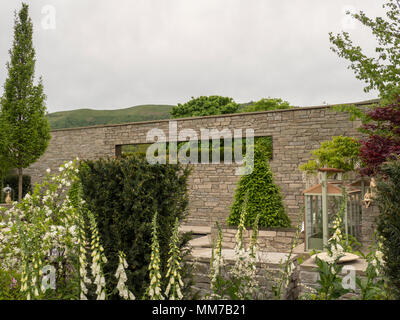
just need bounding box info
[78,156,192,299]
[227,138,291,228]
[376,158,400,299]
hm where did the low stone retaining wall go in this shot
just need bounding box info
[298,256,367,298]
[210,225,303,252]
[187,249,300,300]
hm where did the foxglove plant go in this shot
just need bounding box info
[145,212,164,300]
[272,209,304,300]
[165,218,184,300]
[88,211,107,300]
[115,251,135,300]
[0,159,82,299]
[209,222,225,299]
[229,203,259,300]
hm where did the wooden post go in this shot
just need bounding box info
[321,171,328,248]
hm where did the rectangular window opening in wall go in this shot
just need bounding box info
[115,136,272,163]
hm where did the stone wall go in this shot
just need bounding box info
[210,225,302,252]
[360,204,380,249]
[188,253,300,299]
[25,105,364,228]
[298,256,368,299]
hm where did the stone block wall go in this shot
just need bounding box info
[25,105,364,228]
[298,256,368,299]
[210,225,302,252]
[188,254,300,299]
[360,204,380,249]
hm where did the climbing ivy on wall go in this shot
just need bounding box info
[227,137,291,228]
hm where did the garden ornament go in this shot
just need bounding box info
[362,177,376,208]
[3,185,12,204]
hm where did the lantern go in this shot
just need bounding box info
[303,168,362,251]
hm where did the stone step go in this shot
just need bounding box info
[179,225,211,235]
[188,235,211,248]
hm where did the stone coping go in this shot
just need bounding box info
[300,255,368,276]
[188,247,299,266]
[179,225,211,234]
[50,99,378,132]
[216,225,297,233]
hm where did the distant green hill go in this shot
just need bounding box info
[48,104,174,129]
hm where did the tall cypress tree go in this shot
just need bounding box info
[0,3,51,201]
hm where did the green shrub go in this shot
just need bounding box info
[241,98,293,113]
[227,138,290,228]
[171,96,240,118]
[0,269,24,300]
[376,157,400,299]
[299,136,360,175]
[78,156,193,299]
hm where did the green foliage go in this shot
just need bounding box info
[241,98,293,113]
[330,102,377,125]
[375,157,400,299]
[48,105,174,129]
[272,210,304,300]
[0,269,24,300]
[0,3,51,200]
[209,222,225,299]
[209,211,260,300]
[171,96,240,118]
[313,256,349,300]
[299,136,360,174]
[1,174,31,202]
[145,211,164,300]
[78,156,193,299]
[0,159,84,300]
[356,240,391,300]
[122,137,264,165]
[165,217,184,300]
[228,138,290,228]
[329,0,400,101]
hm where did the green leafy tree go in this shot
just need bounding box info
[241,98,293,113]
[299,136,361,175]
[170,96,239,118]
[0,3,51,201]
[329,0,400,103]
[228,138,291,228]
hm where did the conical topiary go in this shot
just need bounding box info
[227,139,291,228]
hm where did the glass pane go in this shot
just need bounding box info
[307,195,323,250]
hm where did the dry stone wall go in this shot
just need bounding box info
[211,225,300,252]
[25,105,363,228]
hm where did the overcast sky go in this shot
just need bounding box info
[0,0,386,113]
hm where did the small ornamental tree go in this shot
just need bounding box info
[359,97,400,176]
[299,136,361,175]
[0,3,51,200]
[171,96,239,118]
[228,139,291,228]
